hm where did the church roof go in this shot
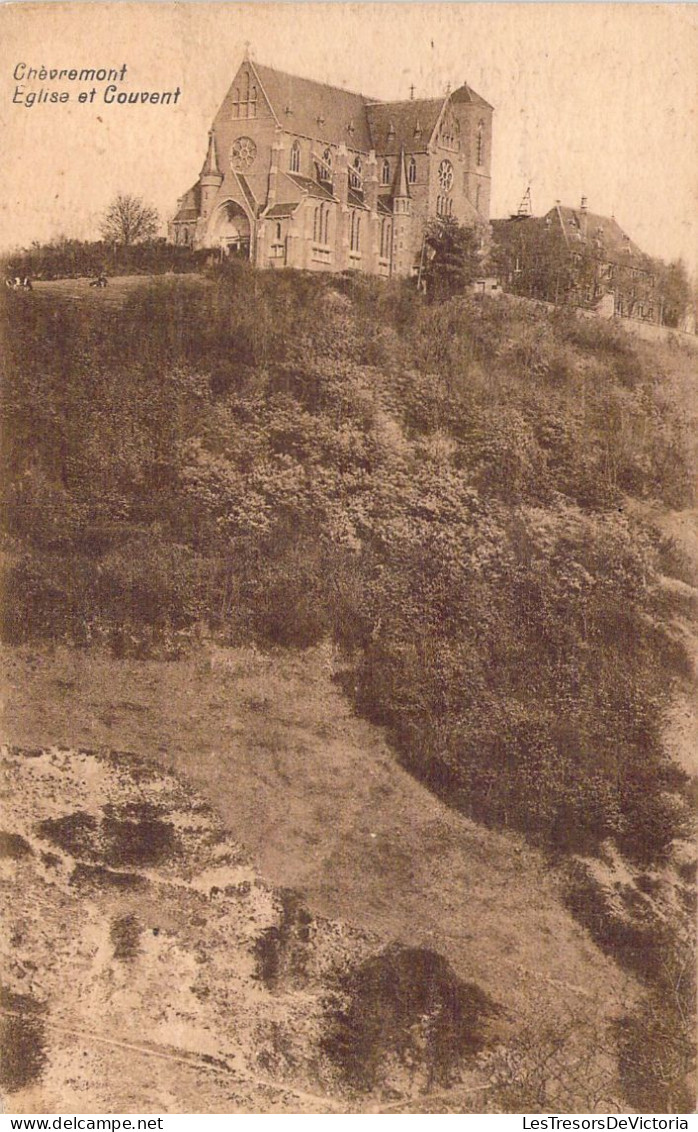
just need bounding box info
[285,172,336,200]
[173,183,200,222]
[251,61,373,150]
[450,81,493,110]
[264,202,301,219]
[236,61,491,158]
[366,99,445,155]
[200,130,221,178]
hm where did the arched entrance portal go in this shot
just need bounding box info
[210,200,251,258]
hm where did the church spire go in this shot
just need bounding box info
[200,130,221,179]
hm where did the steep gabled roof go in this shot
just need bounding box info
[549,205,647,261]
[251,61,372,150]
[492,205,651,267]
[366,98,445,155]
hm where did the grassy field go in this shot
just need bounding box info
[25,274,206,308]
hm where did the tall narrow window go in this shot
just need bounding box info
[350,211,355,251]
[314,207,320,243]
[476,120,484,166]
[290,140,301,173]
[232,88,240,118]
[475,184,481,212]
[276,222,282,241]
[381,159,390,185]
[323,207,330,245]
[355,215,361,253]
[408,156,417,184]
[350,156,362,191]
[249,86,257,118]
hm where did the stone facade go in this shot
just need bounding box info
[169,54,493,276]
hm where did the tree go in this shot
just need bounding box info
[422,217,481,301]
[100,193,160,247]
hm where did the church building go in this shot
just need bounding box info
[169,52,493,276]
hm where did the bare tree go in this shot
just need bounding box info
[100,193,160,247]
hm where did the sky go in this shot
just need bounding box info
[0,2,696,274]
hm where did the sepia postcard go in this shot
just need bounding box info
[0,2,696,1116]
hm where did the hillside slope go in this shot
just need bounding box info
[2,642,635,1112]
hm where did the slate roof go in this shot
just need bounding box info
[264,202,301,219]
[248,62,491,156]
[450,81,493,110]
[366,99,445,155]
[550,205,647,261]
[251,62,373,150]
[285,172,336,200]
[492,205,650,266]
[173,183,200,222]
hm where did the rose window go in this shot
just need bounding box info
[230,136,257,170]
[438,159,454,191]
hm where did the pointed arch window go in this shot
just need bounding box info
[476,120,485,167]
[313,206,320,243]
[232,87,240,118]
[381,159,390,185]
[249,86,257,118]
[407,156,417,184]
[290,140,301,173]
[380,217,392,259]
[323,207,330,245]
[350,211,362,253]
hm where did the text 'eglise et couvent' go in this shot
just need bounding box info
[168,50,492,276]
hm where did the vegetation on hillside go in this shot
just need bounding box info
[1,266,694,868]
[1,237,208,281]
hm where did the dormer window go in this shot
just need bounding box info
[289,140,301,173]
[407,156,417,184]
[349,156,362,191]
[317,147,333,190]
[381,159,390,185]
[387,122,395,141]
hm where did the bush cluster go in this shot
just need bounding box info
[0,272,693,861]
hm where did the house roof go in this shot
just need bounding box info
[251,61,373,150]
[492,205,650,265]
[366,99,445,155]
[549,205,646,261]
